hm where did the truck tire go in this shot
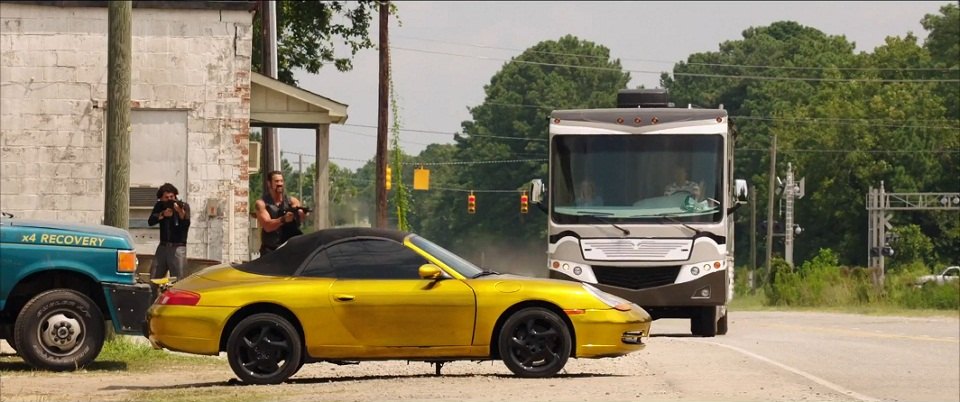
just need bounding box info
[716,312,728,335]
[13,289,105,371]
[690,307,717,337]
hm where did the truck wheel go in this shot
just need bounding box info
[716,312,728,335]
[690,307,717,337]
[13,289,104,371]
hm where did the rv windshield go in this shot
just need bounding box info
[551,134,723,224]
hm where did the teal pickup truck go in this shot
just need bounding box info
[0,212,153,371]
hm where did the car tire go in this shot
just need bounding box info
[498,307,571,378]
[226,313,302,385]
[13,289,104,371]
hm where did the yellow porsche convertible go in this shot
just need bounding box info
[147,228,651,384]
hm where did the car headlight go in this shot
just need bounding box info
[582,284,633,311]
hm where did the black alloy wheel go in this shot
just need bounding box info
[226,313,302,385]
[498,307,571,378]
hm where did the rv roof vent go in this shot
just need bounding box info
[617,89,670,108]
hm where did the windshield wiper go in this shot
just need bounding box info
[472,270,500,278]
[578,212,630,236]
[656,213,703,237]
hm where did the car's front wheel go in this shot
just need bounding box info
[226,313,302,385]
[498,307,571,378]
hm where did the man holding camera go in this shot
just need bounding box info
[256,170,308,256]
[148,183,190,281]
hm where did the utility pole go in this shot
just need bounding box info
[104,1,131,229]
[784,163,795,267]
[375,1,389,228]
[749,185,757,289]
[260,0,280,195]
[764,135,777,280]
[298,153,303,201]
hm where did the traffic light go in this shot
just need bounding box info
[520,192,529,214]
[467,193,476,214]
[385,166,392,190]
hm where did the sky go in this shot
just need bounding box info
[277,1,948,172]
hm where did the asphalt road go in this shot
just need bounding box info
[1,310,958,402]
[646,311,960,402]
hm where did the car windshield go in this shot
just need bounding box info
[410,235,484,278]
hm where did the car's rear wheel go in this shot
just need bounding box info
[498,307,571,378]
[226,313,302,385]
[14,289,104,371]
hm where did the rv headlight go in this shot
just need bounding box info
[582,284,633,311]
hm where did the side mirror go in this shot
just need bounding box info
[529,179,545,204]
[727,179,749,215]
[734,179,748,202]
[418,264,443,280]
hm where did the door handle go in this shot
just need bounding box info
[334,294,355,302]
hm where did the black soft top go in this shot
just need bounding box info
[234,227,411,276]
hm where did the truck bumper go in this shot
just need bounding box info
[550,269,728,307]
[103,283,154,335]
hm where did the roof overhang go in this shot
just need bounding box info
[250,72,348,128]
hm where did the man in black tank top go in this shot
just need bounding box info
[255,170,307,256]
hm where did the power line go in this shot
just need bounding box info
[732,116,959,130]
[333,127,436,147]
[736,148,960,154]
[283,151,548,165]
[407,158,546,166]
[341,176,524,193]
[344,123,548,142]
[474,102,960,130]
[393,46,960,83]
[394,34,959,72]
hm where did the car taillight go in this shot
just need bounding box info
[117,250,138,273]
[158,289,201,306]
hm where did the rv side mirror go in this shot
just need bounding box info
[529,179,545,204]
[734,179,748,202]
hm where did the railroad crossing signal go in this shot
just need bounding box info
[467,192,476,214]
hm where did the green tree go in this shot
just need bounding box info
[888,224,935,270]
[252,1,382,85]
[417,35,630,262]
[663,20,958,268]
[921,3,960,119]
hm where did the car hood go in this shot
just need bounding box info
[1,218,135,249]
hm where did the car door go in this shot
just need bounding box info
[324,238,476,347]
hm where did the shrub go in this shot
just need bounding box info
[758,248,958,310]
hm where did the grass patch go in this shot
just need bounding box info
[0,336,221,373]
[97,335,222,370]
[124,388,275,402]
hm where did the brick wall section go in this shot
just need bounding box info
[0,3,254,262]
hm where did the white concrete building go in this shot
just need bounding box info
[0,1,258,263]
